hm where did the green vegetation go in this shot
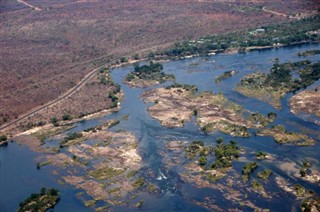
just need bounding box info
[62,114,72,121]
[236,60,320,108]
[84,199,96,207]
[108,119,120,128]
[211,140,239,169]
[36,161,51,169]
[147,183,157,193]
[120,57,128,63]
[51,117,59,126]
[202,121,250,137]
[0,135,8,146]
[298,49,320,57]
[258,125,315,146]
[251,180,265,192]
[185,140,204,158]
[135,200,144,208]
[60,132,83,147]
[303,160,312,168]
[215,70,238,83]
[18,188,59,212]
[162,15,320,58]
[0,135,7,141]
[242,162,258,182]
[198,156,207,166]
[294,184,313,197]
[255,151,267,160]
[206,173,224,182]
[32,125,74,145]
[133,177,145,189]
[248,112,275,128]
[300,160,312,177]
[165,83,198,94]
[108,187,121,194]
[300,196,320,212]
[127,170,138,178]
[125,61,175,85]
[90,166,125,180]
[257,169,273,180]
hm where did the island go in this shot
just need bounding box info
[14,118,158,209]
[18,188,60,212]
[297,49,320,57]
[215,70,238,83]
[257,125,315,146]
[235,60,320,109]
[142,83,275,137]
[124,62,175,87]
[290,87,320,119]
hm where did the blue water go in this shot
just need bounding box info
[1,43,319,211]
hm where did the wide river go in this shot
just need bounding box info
[1,43,320,211]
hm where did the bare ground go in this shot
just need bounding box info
[1,0,318,125]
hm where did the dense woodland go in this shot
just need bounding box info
[126,62,175,83]
[240,60,320,94]
[162,15,320,57]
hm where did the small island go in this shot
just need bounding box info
[18,188,60,212]
[257,125,315,146]
[124,61,175,87]
[236,60,320,109]
[215,70,238,83]
[297,49,320,57]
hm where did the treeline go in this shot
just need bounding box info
[160,15,320,58]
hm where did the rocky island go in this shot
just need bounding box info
[142,83,275,137]
[290,87,320,119]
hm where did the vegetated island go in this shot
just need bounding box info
[141,83,275,137]
[14,119,158,209]
[235,60,320,109]
[124,62,175,88]
[162,137,317,211]
[290,86,320,118]
[257,125,315,146]
[18,188,60,212]
[297,49,320,57]
[215,70,239,83]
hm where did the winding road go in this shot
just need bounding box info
[0,40,176,133]
[0,62,110,132]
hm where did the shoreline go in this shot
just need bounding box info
[1,41,319,136]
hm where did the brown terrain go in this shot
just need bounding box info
[290,87,320,117]
[0,0,319,129]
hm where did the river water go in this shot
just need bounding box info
[1,43,319,211]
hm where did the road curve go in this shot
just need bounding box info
[0,42,175,133]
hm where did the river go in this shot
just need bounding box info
[1,43,319,211]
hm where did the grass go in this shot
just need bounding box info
[90,166,126,181]
[251,180,265,192]
[257,169,273,180]
[206,173,224,182]
[257,125,316,146]
[133,177,145,189]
